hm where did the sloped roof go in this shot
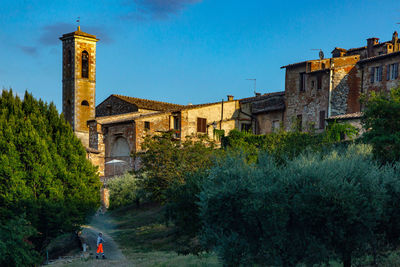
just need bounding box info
[327,112,363,120]
[240,92,285,113]
[240,91,285,104]
[113,94,185,112]
[59,27,99,41]
[357,51,400,64]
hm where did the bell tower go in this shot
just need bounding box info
[60,26,99,146]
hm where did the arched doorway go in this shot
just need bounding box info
[107,136,131,176]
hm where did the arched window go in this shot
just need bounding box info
[82,51,89,78]
[81,100,89,106]
[111,137,130,157]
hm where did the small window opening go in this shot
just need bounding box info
[299,73,306,92]
[296,114,302,132]
[317,74,322,90]
[82,51,89,78]
[81,100,89,106]
[144,121,150,130]
[197,117,207,133]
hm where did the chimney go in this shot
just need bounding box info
[367,37,379,58]
[393,31,399,52]
[255,92,261,97]
[227,95,234,101]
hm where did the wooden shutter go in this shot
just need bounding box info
[370,67,374,83]
[395,63,399,79]
[197,118,207,133]
[387,65,391,80]
[378,66,383,81]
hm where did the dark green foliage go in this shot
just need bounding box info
[0,214,41,267]
[136,132,216,202]
[0,90,101,265]
[165,171,209,254]
[222,124,358,164]
[362,86,400,163]
[199,145,400,266]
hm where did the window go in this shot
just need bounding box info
[370,67,375,83]
[321,63,326,69]
[144,121,150,130]
[317,74,322,90]
[241,123,251,132]
[389,63,399,80]
[311,80,315,89]
[296,114,302,132]
[82,51,89,78]
[81,100,89,106]
[375,66,382,82]
[197,117,207,133]
[387,65,391,81]
[319,110,326,129]
[299,73,306,92]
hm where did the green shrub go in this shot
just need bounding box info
[136,132,216,202]
[0,214,41,267]
[222,125,357,165]
[199,144,400,266]
[362,86,400,163]
[165,170,210,254]
[108,172,142,209]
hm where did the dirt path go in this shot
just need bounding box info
[80,212,125,261]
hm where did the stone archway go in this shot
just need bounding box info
[107,136,131,176]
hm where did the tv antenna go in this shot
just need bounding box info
[311,49,324,60]
[246,78,258,95]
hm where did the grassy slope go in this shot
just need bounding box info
[106,203,220,267]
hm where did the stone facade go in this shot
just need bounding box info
[238,92,285,134]
[281,31,400,132]
[60,27,99,147]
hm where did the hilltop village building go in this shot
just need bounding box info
[60,27,240,177]
[60,27,400,180]
[279,30,400,132]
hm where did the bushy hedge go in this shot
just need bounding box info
[222,123,358,164]
[198,145,400,266]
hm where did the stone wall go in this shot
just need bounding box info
[330,56,361,116]
[256,110,284,134]
[96,95,138,117]
[181,101,239,140]
[284,64,330,131]
[361,53,400,96]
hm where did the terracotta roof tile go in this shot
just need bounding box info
[113,94,185,112]
[327,112,363,120]
[59,27,99,41]
[240,91,285,104]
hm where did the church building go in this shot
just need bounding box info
[60,27,241,178]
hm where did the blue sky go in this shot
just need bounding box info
[1,0,400,111]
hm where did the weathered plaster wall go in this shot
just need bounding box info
[284,64,330,131]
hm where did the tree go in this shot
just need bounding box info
[362,86,400,163]
[0,90,102,263]
[199,145,400,267]
[135,131,216,201]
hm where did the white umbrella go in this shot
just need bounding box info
[105,159,127,176]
